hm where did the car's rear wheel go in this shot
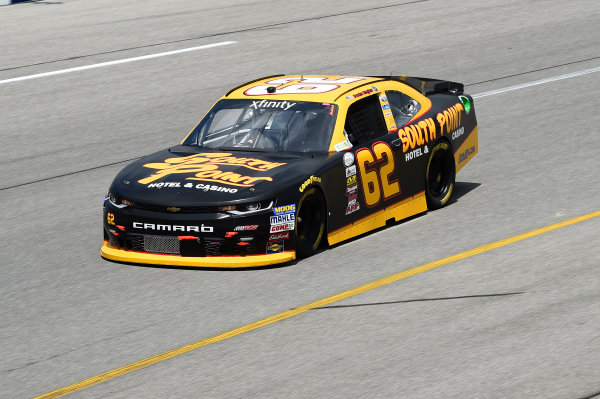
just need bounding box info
[425,141,455,209]
[295,187,326,258]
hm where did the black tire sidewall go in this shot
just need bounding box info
[294,187,325,258]
[425,141,456,209]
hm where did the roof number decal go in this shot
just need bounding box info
[244,77,365,96]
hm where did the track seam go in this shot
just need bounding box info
[3,62,599,191]
[0,158,139,191]
[0,0,430,73]
[466,55,600,86]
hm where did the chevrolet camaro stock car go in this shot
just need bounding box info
[102,75,478,267]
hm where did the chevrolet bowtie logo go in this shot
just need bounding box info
[166,207,181,213]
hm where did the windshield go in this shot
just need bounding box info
[183,99,338,152]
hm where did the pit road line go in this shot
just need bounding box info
[34,210,600,399]
[0,41,236,85]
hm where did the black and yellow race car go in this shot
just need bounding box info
[102,75,478,267]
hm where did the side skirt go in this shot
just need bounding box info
[327,192,428,245]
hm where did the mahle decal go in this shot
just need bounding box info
[138,153,285,187]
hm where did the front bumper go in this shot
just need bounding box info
[102,199,296,267]
[101,242,295,268]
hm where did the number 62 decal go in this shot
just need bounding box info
[356,142,401,207]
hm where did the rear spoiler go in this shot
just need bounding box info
[373,75,464,96]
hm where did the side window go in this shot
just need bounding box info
[386,91,421,127]
[344,95,388,146]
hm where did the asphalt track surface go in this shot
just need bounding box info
[1,0,599,397]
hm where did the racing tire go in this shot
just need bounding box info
[425,141,455,209]
[295,187,326,258]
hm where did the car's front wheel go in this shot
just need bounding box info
[425,141,455,209]
[295,187,326,258]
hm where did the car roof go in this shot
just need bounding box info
[224,75,385,103]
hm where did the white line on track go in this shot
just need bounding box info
[472,66,600,98]
[0,41,237,85]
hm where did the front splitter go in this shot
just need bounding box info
[101,243,295,268]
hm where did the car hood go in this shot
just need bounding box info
[109,146,322,205]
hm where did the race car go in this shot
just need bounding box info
[102,75,478,267]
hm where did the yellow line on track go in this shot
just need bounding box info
[35,209,600,399]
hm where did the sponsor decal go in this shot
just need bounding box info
[149,181,240,193]
[270,222,295,233]
[458,95,471,114]
[269,232,290,241]
[343,152,355,167]
[326,103,335,115]
[147,182,181,188]
[371,86,379,93]
[436,102,464,136]
[273,204,296,216]
[346,184,358,195]
[397,117,437,153]
[234,225,258,231]
[139,153,285,187]
[270,214,295,224]
[352,88,374,99]
[334,140,352,152]
[346,95,354,101]
[347,193,358,205]
[458,146,476,163]
[266,241,284,254]
[133,222,213,233]
[193,183,238,193]
[299,175,322,193]
[346,174,358,186]
[405,147,424,162]
[250,99,295,110]
[345,165,357,177]
[451,126,465,140]
[345,202,360,215]
[380,94,397,132]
